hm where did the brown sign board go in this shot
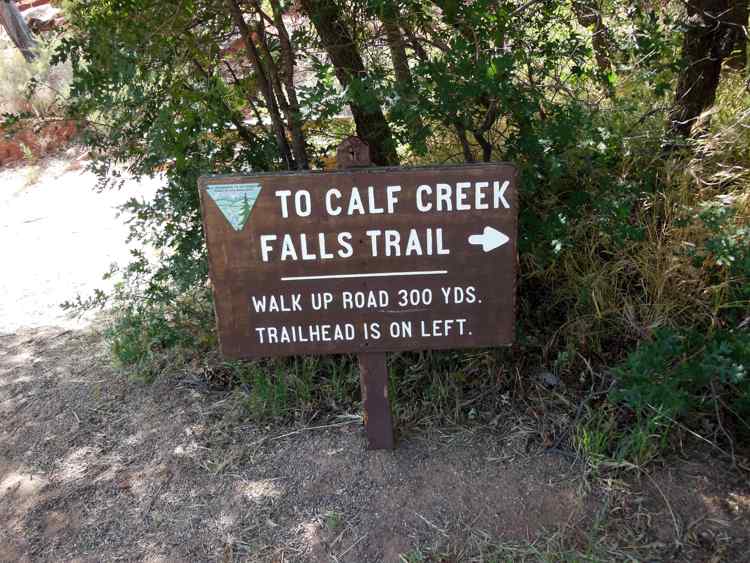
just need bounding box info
[199,163,518,359]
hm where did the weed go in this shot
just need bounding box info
[234,363,290,419]
[227,355,360,422]
[574,406,616,465]
[91,283,217,381]
[398,551,427,562]
[324,511,342,531]
[23,165,41,186]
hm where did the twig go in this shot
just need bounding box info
[328,525,349,548]
[415,511,449,537]
[269,418,362,442]
[142,470,174,521]
[715,393,750,434]
[710,379,736,466]
[550,377,614,452]
[336,533,367,559]
[646,404,742,469]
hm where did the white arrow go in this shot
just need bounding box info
[468,226,510,252]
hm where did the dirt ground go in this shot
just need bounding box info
[2,326,750,562]
[2,160,750,562]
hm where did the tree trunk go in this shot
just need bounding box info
[251,16,309,169]
[669,0,738,137]
[0,0,37,62]
[269,0,309,169]
[454,122,475,162]
[572,1,612,75]
[726,0,748,70]
[300,0,399,166]
[226,0,295,168]
[380,7,426,146]
[400,19,429,63]
[384,20,412,96]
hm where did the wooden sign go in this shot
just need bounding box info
[199,162,519,360]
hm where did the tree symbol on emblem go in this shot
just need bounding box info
[240,193,252,227]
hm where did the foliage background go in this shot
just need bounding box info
[21,0,747,467]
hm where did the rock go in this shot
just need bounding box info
[539,370,560,388]
[22,4,63,33]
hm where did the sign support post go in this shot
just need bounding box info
[336,137,395,450]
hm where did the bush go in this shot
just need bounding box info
[572,77,750,466]
[606,326,750,462]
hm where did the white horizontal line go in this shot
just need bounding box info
[281,270,448,281]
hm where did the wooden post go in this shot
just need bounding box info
[358,352,394,450]
[0,1,37,62]
[336,136,395,450]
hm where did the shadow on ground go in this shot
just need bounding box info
[1,326,749,562]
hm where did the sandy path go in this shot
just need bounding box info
[0,158,159,333]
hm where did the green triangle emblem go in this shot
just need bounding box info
[206,183,262,231]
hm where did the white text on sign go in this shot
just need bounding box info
[259,179,510,263]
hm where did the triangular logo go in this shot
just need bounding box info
[206,183,262,231]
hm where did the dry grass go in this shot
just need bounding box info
[540,75,750,363]
[0,38,71,116]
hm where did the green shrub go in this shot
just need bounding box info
[610,326,749,459]
[95,281,216,380]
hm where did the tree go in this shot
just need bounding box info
[226,0,309,169]
[726,0,748,70]
[300,0,399,165]
[53,0,646,315]
[374,0,427,150]
[669,0,741,137]
[0,0,37,62]
[240,193,252,226]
